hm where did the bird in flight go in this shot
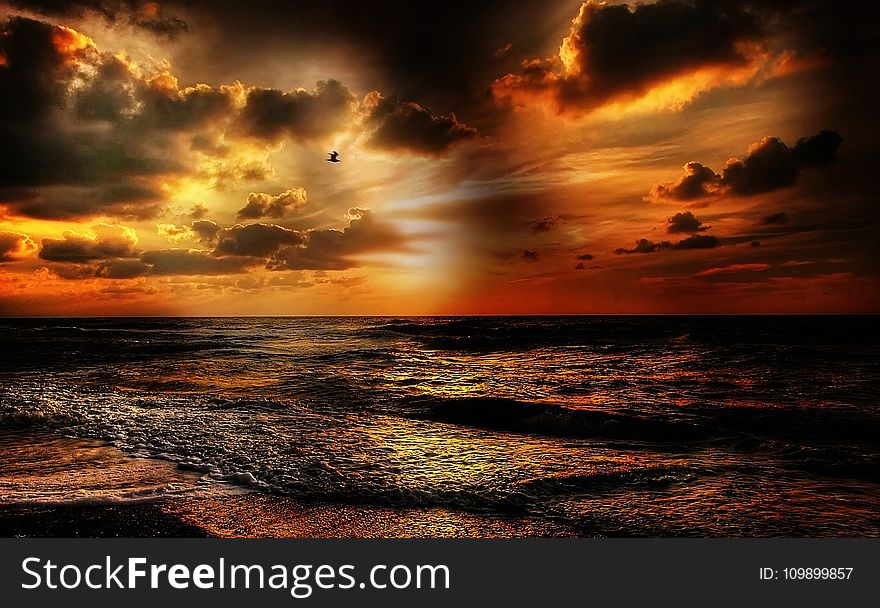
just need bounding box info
[327,151,340,163]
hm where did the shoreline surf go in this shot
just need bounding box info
[0,429,577,538]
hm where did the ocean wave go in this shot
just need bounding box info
[111,446,535,512]
[0,486,202,509]
[0,406,84,429]
[398,394,880,449]
[678,404,880,445]
[770,444,880,482]
[310,348,397,364]
[402,396,714,441]
[364,317,714,352]
[515,465,699,495]
[204,396,290,412]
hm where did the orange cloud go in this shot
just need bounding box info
[694,263,770,277]
[0,231,37,262]
[51,24,95,57]
[493,1,772,117]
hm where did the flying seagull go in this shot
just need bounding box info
[327,151,340,163]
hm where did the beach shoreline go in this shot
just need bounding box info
[0,496,577,539]
[0,429,575,538]
[0,429,219,538]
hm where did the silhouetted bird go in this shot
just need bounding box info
[327,151,340,163]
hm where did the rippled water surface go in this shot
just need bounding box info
[1,316,878,536]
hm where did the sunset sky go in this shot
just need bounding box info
[0,0,877,315]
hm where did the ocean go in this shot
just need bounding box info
[1,316,878,536]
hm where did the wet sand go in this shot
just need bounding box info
[0,504,212,537]
[164,494,573,538]
[0,495,573,538]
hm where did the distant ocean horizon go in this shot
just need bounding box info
[2,315,878,536]
[4,313,876,318]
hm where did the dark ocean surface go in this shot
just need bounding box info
[1,316,878,536]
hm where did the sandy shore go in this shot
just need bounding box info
[1,496,572,538]
[0,504,212,537]
[164,493,571,538]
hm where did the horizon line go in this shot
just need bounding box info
[1,312,878,319]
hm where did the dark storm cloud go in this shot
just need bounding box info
[0,231,36,262]
[0,16,75,123]
[576,253,594,260]
[95,257,150,278]
[561,0,759,101]
[0,17,184,218]
[140,249,260,275]
[209,211,405,271]
[47,246,262,279]
[494,0,762,112]
[267,233,352,271]
[760,212,789,225]
[790,129,846,168]
[652,130,843,200]
[32,209,406,278]
[652,163,720,201]
[236,81,356,142]
[0,88,181,191]
[190,219,221,244]
[615,239,672,255]
[615,233,719,254]
[73,57,136,121]
[721,131,843,196]
[9,1,188,38]
[666,211,707,233]
[493,0,880,120]
[364,94,478,156]
[38,225,138,262]
[46,262,98,280]
[98,184,163,208]
[521,249,540,262]
[672,233,719,250]
[0,9,487,223]
[3,183,168,221]
[214,223,305,258]
[69,49,238,131]
[721,135,815,196]
[266,208,407,271]
[138,0,876,127]
[237,189,307,220]
[0,16,361,221]
[137,82,239,131]
[154,0,574,118]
